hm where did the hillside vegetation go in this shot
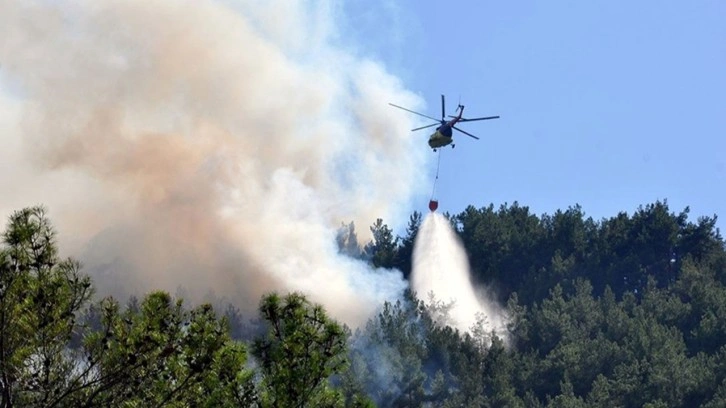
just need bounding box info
[1,201,725,407]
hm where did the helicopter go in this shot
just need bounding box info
[389,94,499,151]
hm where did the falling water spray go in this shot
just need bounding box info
[411,213,508,340]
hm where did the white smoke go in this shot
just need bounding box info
[0,0,429,326]
[411,213,508,341]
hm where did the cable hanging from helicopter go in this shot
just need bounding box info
[428,150,441,212]
[388,94,499,212]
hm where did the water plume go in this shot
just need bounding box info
[411,213,508,341]
[0,0,429,327]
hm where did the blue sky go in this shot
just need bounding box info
[346,0,726,230]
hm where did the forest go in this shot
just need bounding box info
[1,200,725,407]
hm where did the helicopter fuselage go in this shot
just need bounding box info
[428,108,463,149]
[428,125,453,148]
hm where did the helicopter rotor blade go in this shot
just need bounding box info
[411,123,439,132]
[448,115,500,122]
[452,126,480,140]
[460,115,500,122]
[441,94,445,120]
[389,103,440,122]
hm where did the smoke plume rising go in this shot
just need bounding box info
[0,0,429,326]
[412,213,508,339]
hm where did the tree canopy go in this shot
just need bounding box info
[2,200,725,407]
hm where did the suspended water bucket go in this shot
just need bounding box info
[428,200,439,212]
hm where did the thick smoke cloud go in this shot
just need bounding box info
[0,0,428,326]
